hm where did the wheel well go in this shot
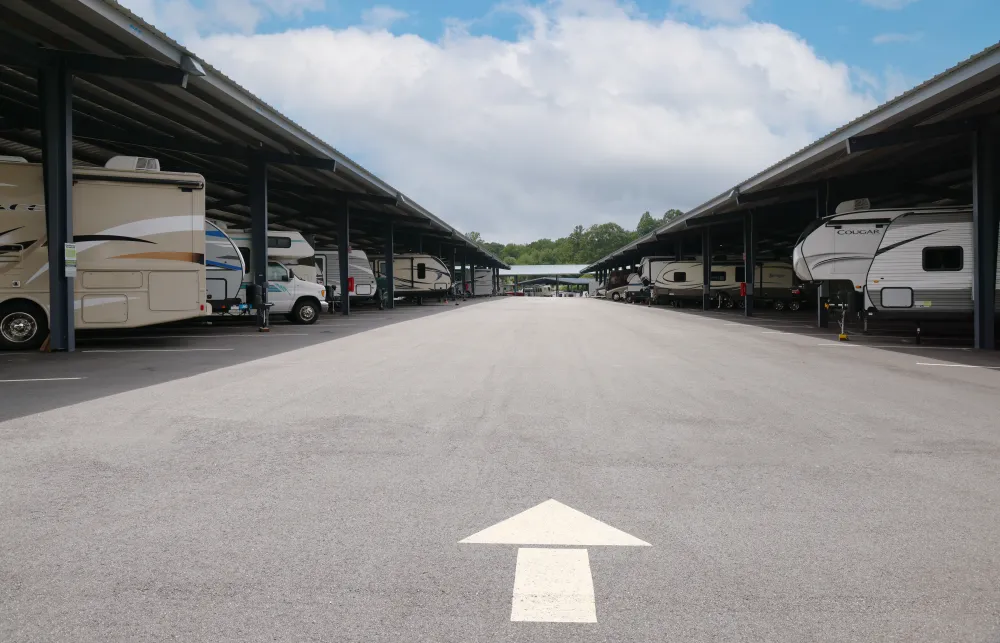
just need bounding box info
[295,296,321,310]
[1,297,49,323]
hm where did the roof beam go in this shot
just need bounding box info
[0,32,191,86]
[846,118,982,154]
[207,172,397,205]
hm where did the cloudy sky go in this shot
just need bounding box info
[120,0,999,242]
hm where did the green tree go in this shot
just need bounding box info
[663,208,684,222]
[467,231,482,243]
[636,211,659,236]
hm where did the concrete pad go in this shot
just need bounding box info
[1,298,999,642]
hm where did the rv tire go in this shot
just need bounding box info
[291,299,320,325]
[772,300,786,312]
[788,300,801,312]
[0,300,47,351]
[611,292,621,302]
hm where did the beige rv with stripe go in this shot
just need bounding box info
[0,157,207,349]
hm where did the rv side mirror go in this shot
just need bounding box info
[286,269,295,280]
[281,274,290,282]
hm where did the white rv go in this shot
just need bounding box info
[650,259,796,308]
[375,253,452,303]
[795,204,1000,320]
[204,220,245,314]
[314,249,378,305]
[227,228,326,324]
[0,156,208,350]
[459,267,495,296]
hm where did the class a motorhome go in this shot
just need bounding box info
[204,220,245,313]
[795,202,1000,320]
[0,155,208,350]
[313,248,378,302]
[375,253,452,302]
[225,227,326,323]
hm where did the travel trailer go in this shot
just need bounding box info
[711,262,799,310]
[650,259,798,309]
[375,253,452,303]
[0,155,208,350]
[204,220,245,314]
[314,249,378,306]
[459,267,495,296]
[795,204,1000,320]
[227,228,326,324]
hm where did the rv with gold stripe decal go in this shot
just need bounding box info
[0,156,208,350]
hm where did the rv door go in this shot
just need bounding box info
[314,255,326,285]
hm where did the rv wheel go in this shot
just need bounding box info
[772,300,786,312]
[788,300,801,312]
[291,300,319,325]
[611,292,621,302]
[0,301,47,351]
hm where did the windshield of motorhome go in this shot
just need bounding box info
[2,2,999,642]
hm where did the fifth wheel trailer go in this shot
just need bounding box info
[794,204,1000,321]
[0,155,208,350]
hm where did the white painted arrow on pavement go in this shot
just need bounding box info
[460,499,650,623]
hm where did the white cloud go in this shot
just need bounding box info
[144,0,877,241]
[361,6,410,31]
[872,31,922,45]
[119,0,324,41]
[672,0,754,22]
[858,0,918,9]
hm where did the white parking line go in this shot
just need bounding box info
[0,377,85,383]
[916,362,1000,369]
[88,333,310,340]
[815,343,861,347]
[82,348,236,353]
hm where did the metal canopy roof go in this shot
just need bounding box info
[0,0,507,268]
[518,277,593,286]
[499,264,590,277]
[583,40,1000,272]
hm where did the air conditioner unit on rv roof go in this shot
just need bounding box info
[834,198,871,214]
[105,156,161,172]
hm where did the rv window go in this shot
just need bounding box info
[266,262,288,282]
[710,271,727,282]
[417,263,427,279]
[267,236,292,249]
[922,246,963,271]
[734,267,746,283]
[238,247,251,272]
[673,272,687,282]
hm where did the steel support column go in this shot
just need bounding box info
[815,189,829,328]
[675,239,683,261]
[973,127,1000,349]
[39,61,75,351]
[743,211,755,317]
[461,252,467,299]
[384,221,395,309]
[249,154,269,330]
[702,228,712,310]
[338,207,350,315]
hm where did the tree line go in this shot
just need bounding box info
[467,209,684,266]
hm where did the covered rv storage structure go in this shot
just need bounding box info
[583,42,1000,350]
[0,0,507,351]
